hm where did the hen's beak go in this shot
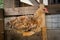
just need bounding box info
[43,8,49,13]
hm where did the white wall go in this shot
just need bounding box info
[20,0,33,5]
[43,0,48,5]
[20,0,48,6]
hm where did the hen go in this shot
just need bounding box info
[8,4,48,36]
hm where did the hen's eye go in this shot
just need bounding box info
[43,9,45,11]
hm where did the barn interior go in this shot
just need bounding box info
[0,0,60,40]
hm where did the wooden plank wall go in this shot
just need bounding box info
[4,0,15,8]
[4,5,60,16]
[4,7,38,16]
[4,0,60,40]
[4,0,60,15]
[48,4,60,14]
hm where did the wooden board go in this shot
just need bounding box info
[4,4,60,16]
[0,9,4,40]
[0,20,4,40]
[47,29,60,40]
[4,0,15,8]
[48,4,60,14]
[4,7,38,16]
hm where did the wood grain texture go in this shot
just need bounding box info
[0,9,4,40]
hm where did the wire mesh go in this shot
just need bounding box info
[46,14,60,29]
